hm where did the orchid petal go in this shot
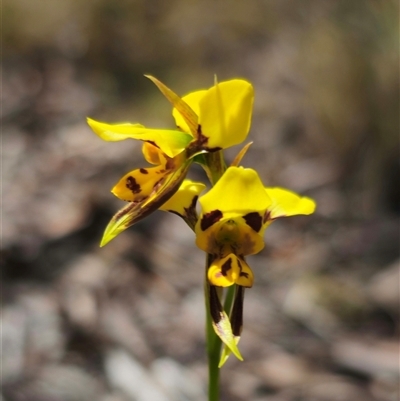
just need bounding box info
[198,167,271,216]
[159,179,206,216]
[219,285,245,367]
[142,142,166,165]
[172,90,206,134]
[209,285,243,362]
[198,80,254,149]
[100,161,191,246]
[195,167,271,254]
[208,254,253,287]
[87,118,192,158]
[111,165,171,202]
[231,142,253,167]
[265,187,316,220]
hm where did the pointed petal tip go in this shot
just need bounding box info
[218,337,243,367]
[218,347,244,368]
[212,314,243,362]
[86,117,95,128]
[231,141,253,167]
[230,347,243,363]
[144,74,156,82]
[100,215,129,247]
[100,229,115,247]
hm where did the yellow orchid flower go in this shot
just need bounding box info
[86,73,318,392]
[195,166,316,365]
[87,76,254,246]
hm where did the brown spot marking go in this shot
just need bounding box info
[221,257,232,276]
[183,195,198,216]
[196,125,210,148]
[243,212,262,232]
[165,158,176,170]
[139,168,149,174]
[204,146,222,152]
[189,195,199,210]
[197,124,204,137]
[126,176,141,194]
[237,259,249,278]
[200,210,223,231]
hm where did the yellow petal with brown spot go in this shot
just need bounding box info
[198,79,254,149]
[208,254,253,287]
[159,179,206,216]
[100,161,192,246]
[198,166,271,216]
[172,90,206,134]
[111,166,170,202]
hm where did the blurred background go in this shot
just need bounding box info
[2,1,399,400]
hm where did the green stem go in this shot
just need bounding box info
[205,264,236,400]
[205,255,221,401]
[203,151,226,185]
[203,149,228,400]
[207,316,221,401]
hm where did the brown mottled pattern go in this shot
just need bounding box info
[165,158,176,170]
[139,168,149,174]
[163,185,197,220]
[221,257,232,276]
[126,176,141,194]
[112,162,191,231]
[200,210,223,231]
[237,259,249,278]
[197,125,207,145]
[243,212,262,232]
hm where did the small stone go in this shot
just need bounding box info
[105,349,170,401]
[368,260,400,311]
[151,358,205,400]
